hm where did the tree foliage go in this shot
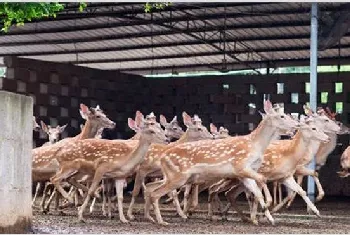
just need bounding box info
[0,2,86,32]
[144,2,171,13]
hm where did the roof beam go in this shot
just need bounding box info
[60,43,350,64]
[0,5,321,36]
[0,33,322,57]
[111,56,350,73]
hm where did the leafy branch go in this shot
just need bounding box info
[144,2,171,13]
[0,2,87,32]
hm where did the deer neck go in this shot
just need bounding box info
[315,132,337,167]
[129,132,141,140]
[288,131,313,159]
[121,137,153,172]
[78,121,100,140]
[249,118,282,153]
[166,130,191,148]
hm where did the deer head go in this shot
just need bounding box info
[261,100,300,134]
[210,123,230,139]
[324,107,350,135]
[303,105,340,134]
[160,115,184,141]
[298,117,330,143]
[79,104,116,130]
[33,116,40,132]
[41,121,68,144]
[183,112,213,140]
[138,115,168,145]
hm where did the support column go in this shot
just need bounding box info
[0,91,33,233]
[307,2,318,202]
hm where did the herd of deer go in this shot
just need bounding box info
[30,100,350,226]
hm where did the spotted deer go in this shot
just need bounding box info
[210,123,230,140]
[143,100,299,225]
[41,121,68,146]
[209,115,331,224]
[32,104,115,212]
[50,114,167,222]
[127,112,213,220]
[283,106,343,209]
[160,115,185,142]
[32,121,68,205]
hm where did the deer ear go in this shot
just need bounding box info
[159,115,167,127]
[80,124,84,131]
[258,111,267,119]
[182,112,192,127]
[40,121,48,133]
[171,116,177,122]
[210,123,218,133]
[135,111,144,128]
[80,104,89,115]
[303,104,313,116]
[59,124,68,133]
[128,118,137,131]
[263,100,273,113]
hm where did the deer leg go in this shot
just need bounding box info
[127,170,146,220]
[40,182,52,212]
[262,183,272,208]
[282,176,320,216]
[67,177,89,192]
[102,180,107,216]
[50,168,78,204]
[286,175,303,208]
[182,184,192,214]
[90,197,96,214]
[78,170,104,222]
[115,179,128,223]
[44,189,57,212]
[144,180,164,222]
[241,178,274,225]
[171,189,187,219]
[278,183,282,204]
[273,182,278,206]
[32,182,41,206]
[225,184,251,223]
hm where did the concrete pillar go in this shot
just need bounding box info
[0,91,33,233]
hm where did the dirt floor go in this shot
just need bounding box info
[30,195,350,234]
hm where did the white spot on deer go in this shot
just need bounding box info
[236,150,246,155]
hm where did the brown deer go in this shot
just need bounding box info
[41,121,68,146]
[143,100,299,225]
[209,115,332,224]
[284,106,343,209]
[47,114,167,222]
[32,121,68,205]
[127,112,213,220]
[160,115,185,142]
[32,104,115,212]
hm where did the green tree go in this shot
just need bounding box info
[0,2,86,32]
[144,2,171,13]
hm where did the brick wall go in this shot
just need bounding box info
[1,56,350,196]
[1,57,147,147]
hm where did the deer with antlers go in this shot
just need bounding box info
[142,100,299,225]
[208,114,337,223]
[127,112,213,220]
[32,104,116,212]
[282,106,346,209]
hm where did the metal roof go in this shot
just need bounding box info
[1,2,350,75]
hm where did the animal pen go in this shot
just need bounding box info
[1,2,350,233]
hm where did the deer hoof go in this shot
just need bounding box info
[127,213,135,221]
[316,194,324,202]
[120,218,129,223]
[145,215,155,223]
[159,221,169,226]
[251,219,259,225]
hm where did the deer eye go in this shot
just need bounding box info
[325,119,329,122]
[312,127,316,131]
[280,115,285,118]
[197,128,202,131]
[96,115,101,118]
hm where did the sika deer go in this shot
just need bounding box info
[284,106,342,209]
[143,100,299,225]
[160,115,184,141]
[212,116,330,224]
[32,104,115,212]
[51,115,167,222]
[32,121,68,205]
[41,121,68,146]
[127,112,213,220]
